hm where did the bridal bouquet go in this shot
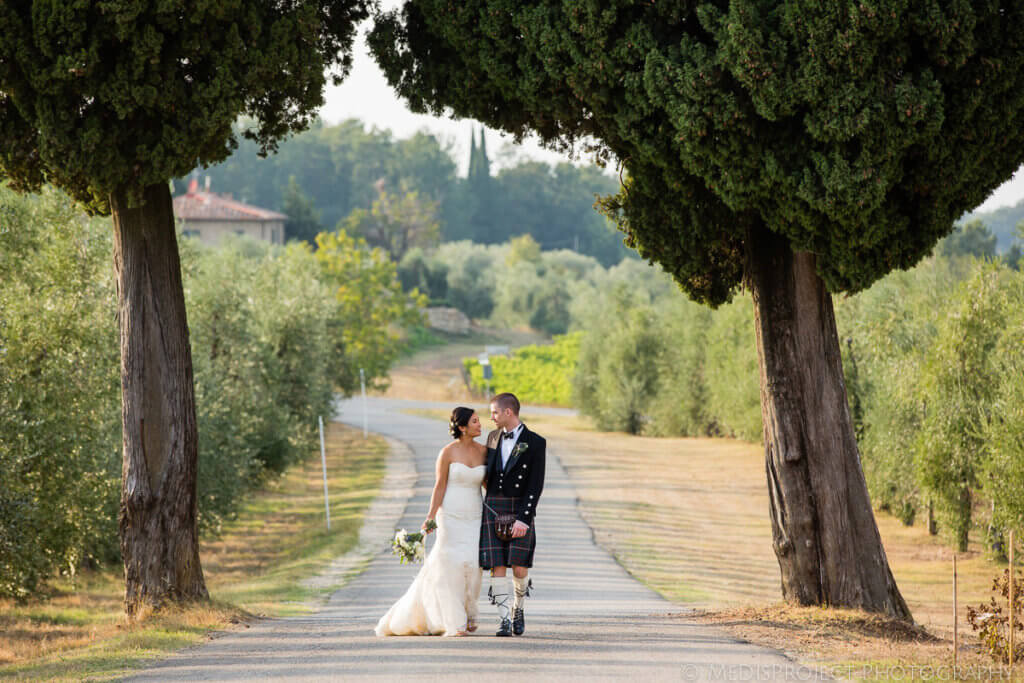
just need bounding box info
[391,520,435,564]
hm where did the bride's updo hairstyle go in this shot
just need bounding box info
[449,407,475,439]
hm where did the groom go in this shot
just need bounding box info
[480,392,546,636]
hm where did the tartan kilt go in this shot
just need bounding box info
[480,495,536,569]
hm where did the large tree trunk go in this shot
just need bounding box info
[111,182,208,618]
[745,225,911,621]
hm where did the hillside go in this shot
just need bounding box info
[961,198,1024,251]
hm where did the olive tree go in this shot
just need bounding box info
[0,0,368,616]
[370,0,1024,618]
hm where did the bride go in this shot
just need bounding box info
[375,407,486,636]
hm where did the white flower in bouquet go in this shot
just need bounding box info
[390,528,426,564]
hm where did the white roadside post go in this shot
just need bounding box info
[478,353,491,400]
[318,415,331,531]
[359,367,368,437]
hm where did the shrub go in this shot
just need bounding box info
[702,296,762,441]
[436,240,501,320]
[0,187,121,596]
[914,264,1010,551]
[966,568,1023,664]
[0,188,420,596]
[983,268,1024,535]
[574,291,665,434]
[645,298,714,437]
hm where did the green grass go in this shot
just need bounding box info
[0,423,386,681]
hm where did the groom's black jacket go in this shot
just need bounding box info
[484,424,546,526]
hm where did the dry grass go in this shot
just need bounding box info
[0,423,386,681]
[686,603,1013,681]
[526,411,1022,676]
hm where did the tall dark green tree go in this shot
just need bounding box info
[938,219,997,259]
[371,0,1024,619]
[465,127,499,243]
[0,0,368,616]
[281,176,325,245]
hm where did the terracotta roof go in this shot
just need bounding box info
[173,179,287,222]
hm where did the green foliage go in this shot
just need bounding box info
[506,234,542,266]
[573,293,664,434]
[983,272,1024,534]
[196,117,629,264]
[400,238,603,332]
[963,201,1024,252]
[338,187,440,261]
[370,1,1024,305]
[702,298,762,442]
[832,257,1024,546]
[643,298,713,438]
[937,220,998,260]
[571,265,760,440]
[191,121,456,234]
[0,1,369,207]
[281,177,324,244]
[1005,244,1023,272]
[914,264,1009,551]
[400,325,446,357]
[397,247,449,303]
[485,161,629,266]
[490,245,602,335]
[463,334,581,407]
[435,241,500,320]
[0,186,420,597]
[315,229,427,392]
[836,256,978,527]
[0,187,121,597]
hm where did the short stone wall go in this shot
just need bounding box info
[425,306,470,335]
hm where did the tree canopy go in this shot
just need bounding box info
[0,1,367,206]
[370,1,1024,305]
[0,0,372,616]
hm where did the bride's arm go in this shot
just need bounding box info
[423,450,449,532]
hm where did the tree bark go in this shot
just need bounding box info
[111,182,208,618]
[745,225,912,621]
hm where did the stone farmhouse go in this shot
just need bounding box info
[173,177,286,246]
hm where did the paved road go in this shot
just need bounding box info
[128,398,820,681]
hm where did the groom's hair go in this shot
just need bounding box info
[493,393,520,416]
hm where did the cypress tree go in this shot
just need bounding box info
[1,0,370,616]
[370,0,1024,619]
[477,128,491,180]
[468,127,479,182]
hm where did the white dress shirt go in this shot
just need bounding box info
[500,423,525,469]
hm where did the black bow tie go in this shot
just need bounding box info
[502,431,517,440]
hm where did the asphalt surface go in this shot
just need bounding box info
[126,397,822,681]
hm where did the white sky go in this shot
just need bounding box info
[319,26,581,176]
[319,21,1024,212]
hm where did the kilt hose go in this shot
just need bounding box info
[479,495,536,569]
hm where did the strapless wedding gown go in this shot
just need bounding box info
[375,460,484,636]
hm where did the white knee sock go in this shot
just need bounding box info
[513,575,531,612]
[488,574,511,621]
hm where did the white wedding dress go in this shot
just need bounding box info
[375,460,484,636]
